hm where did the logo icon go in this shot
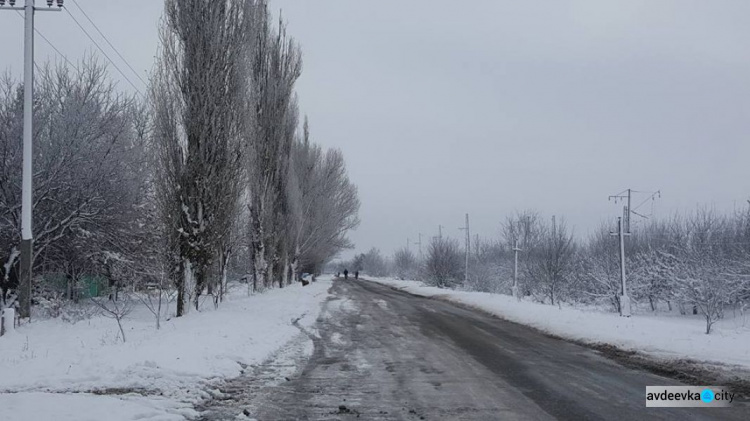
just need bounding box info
[701,389,714,403]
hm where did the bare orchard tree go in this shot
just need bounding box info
[502,210,543,296]
[575,224,625,312]
[152,0,247,315]
[393,247,418,280]
[671,209,744,334]
[526,217,576,305]
[424,237,464,288]
[466,239,507,293]
[360,248,388,277]
[674,252,742,334]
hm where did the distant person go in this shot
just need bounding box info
[354,271,359,280]
[343,269,349,280]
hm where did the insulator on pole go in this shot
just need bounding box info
[57,0,63,8]
[47,0,53,7]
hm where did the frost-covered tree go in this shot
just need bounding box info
[393,247,418,280]
[359,248,388,277]
[0,59,148,316]
[287,120,360,282]
[152,0,247,315]
[244,2,302,289]
[575,225,624,311]
[526,217,576,305]
[668,210,745,333]
[424,237,463,288]
[502,210,543,296]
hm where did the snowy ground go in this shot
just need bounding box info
[0,277,332,421]
[367,278,750,370]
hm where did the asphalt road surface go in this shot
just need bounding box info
[199,279,748,420]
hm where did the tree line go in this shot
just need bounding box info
[0,0,359,320]
[356,207,750,334]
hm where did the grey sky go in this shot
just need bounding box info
[1,1,749,260]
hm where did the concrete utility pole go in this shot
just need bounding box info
[458,214,470,284]
[414,233,422,257]
[512,239,522,300]
[438,225,443,240]
[607,188,660,317]
[0,0,64,319]
[610,212,631,317]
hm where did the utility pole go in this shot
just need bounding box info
[610,188,661,234]
[610,211,631,317]
[438,225,443,240]
[458,213,470,284]
[609,189,631,232]
[606,188,660,317]
[414,233,422,257]
[1,0,64,319]
[512,239,522,300]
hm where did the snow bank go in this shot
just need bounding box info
[0,277,332,420]
[368,277,750,369]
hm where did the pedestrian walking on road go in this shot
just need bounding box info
[343,269,349,280]
[355,271,359,280]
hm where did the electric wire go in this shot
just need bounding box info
[63,7,143,96]
[69,0,147,87]
[14,10,79,71]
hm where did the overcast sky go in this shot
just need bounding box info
[1,1,749,259]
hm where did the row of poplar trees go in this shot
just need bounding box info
[152,0,359,316]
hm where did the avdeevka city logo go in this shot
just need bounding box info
[646,386,733,407]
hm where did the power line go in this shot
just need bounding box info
[14,10,78,71]
[63,7,143,96]
[69,0,147,87]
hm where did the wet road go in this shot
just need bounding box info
[199,279,748,420]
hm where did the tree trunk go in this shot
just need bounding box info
[291,256,299,284]
[194,265,205,311]
[282,253,289,286]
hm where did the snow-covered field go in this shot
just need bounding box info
[0,277,332,421]
[368,277,750,370]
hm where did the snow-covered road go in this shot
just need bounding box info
[201,279,748,420]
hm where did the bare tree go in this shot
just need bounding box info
[1,59,144,316]
[285,120,360,282]
[393,247,418,280]
[245,2,303,289]
[92,293,134,343]
[526,217,576,305]
[152,0,247,315]
[575,224,626,312]
[502,210,543,296]
[424,237,463,288]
